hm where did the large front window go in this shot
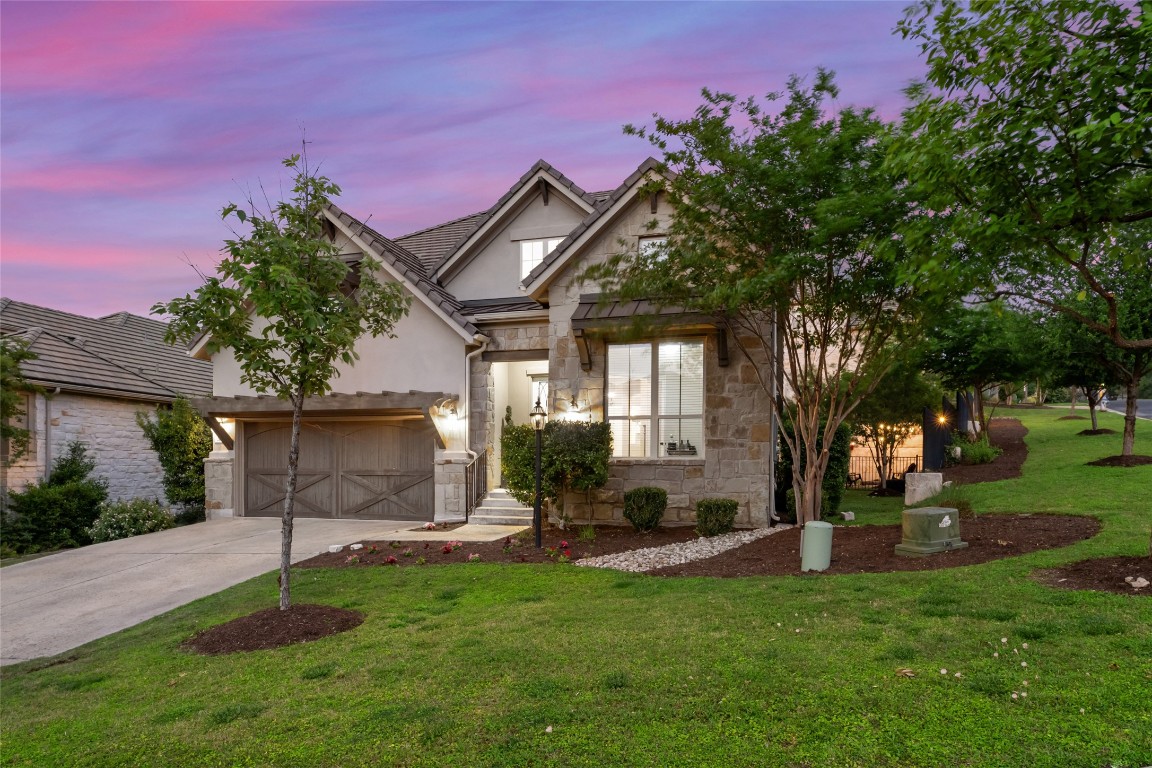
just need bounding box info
[520,238,564,279]
[607,340,704,458]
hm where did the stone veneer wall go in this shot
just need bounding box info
[536,195,775,528]
[1,391,167,503]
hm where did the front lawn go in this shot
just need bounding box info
[2,408,1149,768]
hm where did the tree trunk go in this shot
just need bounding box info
[973,387,987,434]
[279,392,303,611]
[1122,375,1138,457]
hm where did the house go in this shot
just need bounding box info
[0,298,213,502]
[191,159,778,526]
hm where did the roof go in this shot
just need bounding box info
[324,204,480,340]
[521,158,665,298]
[569,294,714,329]
[0,297,212,400]
[459,297,545,315]
[431,159,598,281]
[395,211,487,273]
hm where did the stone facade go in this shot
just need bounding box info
[203,450,235,518]
[434,452,469,522]
[1,392,167,503]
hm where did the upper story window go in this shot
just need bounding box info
[520,238,564,279]
[607,340,704,459]
[639,236,668,262]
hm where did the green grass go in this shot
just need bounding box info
[2,408,1150,768]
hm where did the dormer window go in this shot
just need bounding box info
[520,238,564,279]
[639,236,667,262]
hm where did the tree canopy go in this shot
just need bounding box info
[892,0,1152,352]
[590,72,955,524]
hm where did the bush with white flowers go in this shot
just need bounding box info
[87,498,175,543]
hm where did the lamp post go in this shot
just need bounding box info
[530,397,548,548]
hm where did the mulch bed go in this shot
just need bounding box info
[186,413,1141,655]
[1035,556,1152,597]
[941,417,1028,484]
[1087,454,1152,467]
[182,604,363,655]
[648,515,1100,578]
[1078,428,1118,436]
[1057,415,1089,421]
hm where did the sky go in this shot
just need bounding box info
[1,0,927,319]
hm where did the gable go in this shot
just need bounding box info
[431,160,597,293]
[520,158,670,304]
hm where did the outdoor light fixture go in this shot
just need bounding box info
[937,414,948,426]
[569,394,582,414]
[531,398,547,547]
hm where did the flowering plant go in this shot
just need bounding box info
[383,555,398,565]
[403,548,414,557]
[423,522,437,531]
[467,553,481,562]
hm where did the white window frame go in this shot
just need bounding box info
[519,237,564,279]
[639,236,668,262]
[606,339,704,460]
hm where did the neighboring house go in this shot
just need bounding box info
[0,298,213,502]
[192,159,777,526]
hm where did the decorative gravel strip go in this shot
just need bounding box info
[575,525,794,573]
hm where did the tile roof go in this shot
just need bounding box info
[324,204,480,338]
[395,211,487,273]
[521,158,664,292]
[0,297,212,399]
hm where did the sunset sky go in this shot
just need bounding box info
[1,1,925,318]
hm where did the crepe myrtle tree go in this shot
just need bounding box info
[156,151,411,610]
[891,0,1152,428]
[587,72,956,525]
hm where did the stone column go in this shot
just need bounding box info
[434,449,471,523]
[204,450,235,519]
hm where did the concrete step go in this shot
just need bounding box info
[469,489,534,525]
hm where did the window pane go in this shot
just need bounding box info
[607,344,650,418]
[610,418,651,458]
[659,418,703,457]
[659,341,703,417]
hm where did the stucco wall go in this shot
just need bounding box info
[1,391,167,503]
[444,190,588,301]
[210,291,467,398]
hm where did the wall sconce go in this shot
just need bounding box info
[219,418,236,439]
[568,394,583,415]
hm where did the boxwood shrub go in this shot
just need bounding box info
[623,487,667,532]
[696,498,739,537]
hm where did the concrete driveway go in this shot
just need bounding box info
[0,517,423,666]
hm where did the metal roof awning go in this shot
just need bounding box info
[569,294,728,370]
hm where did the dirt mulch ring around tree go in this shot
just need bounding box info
[1087,454,1152,467]
[1035,556,1152,597]
[1057,414,1089,421]
[941,417,1028,485]
[182,604,364,655]
[1078,428,1118,436]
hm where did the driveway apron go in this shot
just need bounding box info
[0,518,417,666]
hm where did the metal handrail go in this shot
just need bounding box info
[464,449,488,521]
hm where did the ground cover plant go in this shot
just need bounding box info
[1,409,1149,767]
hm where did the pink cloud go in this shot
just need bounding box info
[1,2,307,96]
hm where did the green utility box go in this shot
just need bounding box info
[894,506,968,557]
[800,520,833,571]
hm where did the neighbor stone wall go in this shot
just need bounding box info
[1,391,167,503]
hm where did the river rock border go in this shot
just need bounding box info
[575,525,794,573]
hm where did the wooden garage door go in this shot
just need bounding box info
[245,421,434,521]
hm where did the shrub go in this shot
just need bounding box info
[137,397,211,523]
[696,498,739,537]
[623,487,667,532]
[955,434,1001,465]
[1,442,108,554]
[87,498,176,543]
[501,420,612,523]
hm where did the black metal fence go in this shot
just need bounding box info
[847,455,922,488]
[464,449,488,521]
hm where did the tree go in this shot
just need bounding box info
[589,73,954,524]
[136,397,213,520]
[1044,312,1120,431]
[156,152,411,610]
[892,0,1152,453]
[1,338,38,464]
[922,304,1046,434]
[851,358,943,489]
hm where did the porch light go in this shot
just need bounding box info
[219,418,236,439]
[531,398,547,548]
[569,394,582,415]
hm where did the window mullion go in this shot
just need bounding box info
[649,341,659,457]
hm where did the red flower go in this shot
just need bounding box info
[383,555,398,565]
[559,540,569,548]
[442,544,453,554]
[563,549,571,558]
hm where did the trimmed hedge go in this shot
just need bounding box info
[623,487,667,531]
[696,498,739,537]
